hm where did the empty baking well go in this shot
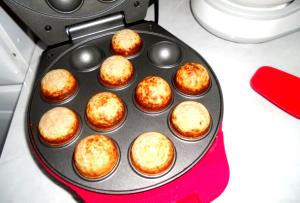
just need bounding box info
[47,0,84,13]
[70,46,104,72]
[147,41,182,68]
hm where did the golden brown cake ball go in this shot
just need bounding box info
[99,55,134,87]
[130,132,175,176]
[174,63,210,95]
[73,134,119,179]
[135,76,172,112]
[40,69,78,102]
[38,107,80,147]
[86,92,126,131]
[170,101,211,140]
[111,29,143,57]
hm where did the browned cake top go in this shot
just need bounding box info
[99,55,134,87]
[74,134,119,179]
[86,92,125,130]
[111,29,142,56]
[38,107,80,146]
[170,101,211,139]
[135,76,172,111]
[130,132,175,176]
[175,63,210,95]
[40,69,77,102]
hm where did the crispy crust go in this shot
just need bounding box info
[170,101,211,139]
[99,55,134,87]
[111,29,143,57]
[41,69,78,102]
[174,63,210,95]
[86,92,126,131]
[73,134,119,179]
[135,76,172,112]
[38,107,80,147]
[130,132,175,176]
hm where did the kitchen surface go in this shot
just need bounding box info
[1,0,300,202]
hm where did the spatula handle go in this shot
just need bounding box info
[251,66,300,119]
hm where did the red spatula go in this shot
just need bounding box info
[250,66,300,119]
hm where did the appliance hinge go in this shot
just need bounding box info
[66,13,125,41]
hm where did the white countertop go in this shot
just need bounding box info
[1,0,300,202]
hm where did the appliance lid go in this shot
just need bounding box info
[3,0,150,46]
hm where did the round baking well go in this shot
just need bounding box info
[73,134,121,181]
[168,101,212,142]
[147,41,182,68]
[70,46,104,72]
[85,92,128,133]
[128,132,176,178]
[39,68,80,104]
[27,25,223,194]
[47,0,84,13]
[133,75,173,114]
[173,63,211,97]
[98,55,135,89]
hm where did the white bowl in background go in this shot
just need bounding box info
[229,0,293,8]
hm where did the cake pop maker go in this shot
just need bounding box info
[3,0,229,202]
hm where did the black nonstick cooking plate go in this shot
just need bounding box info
[27,21,223,194]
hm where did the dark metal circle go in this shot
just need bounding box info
[47,0,83,13]
[70,46,104,72]
[134,0,140,7]
[98,0,116,3]
[45,25,52,31]
[148,41,182,68]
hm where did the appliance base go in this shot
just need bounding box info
[32,129,229,203]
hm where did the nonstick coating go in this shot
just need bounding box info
[27,21,223,194]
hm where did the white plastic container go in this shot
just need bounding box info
[191,0,300,43]
[229,0,293,7]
